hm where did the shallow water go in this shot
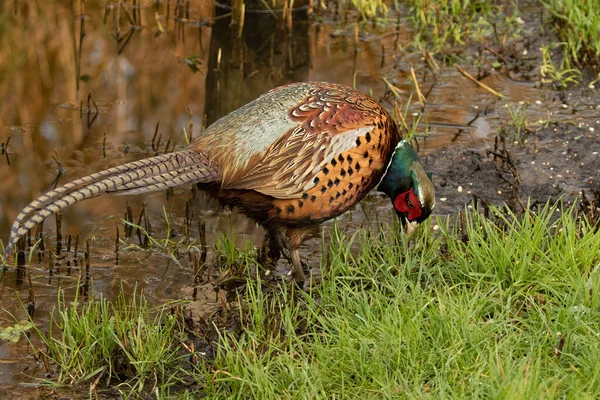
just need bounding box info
[0,1,577,395]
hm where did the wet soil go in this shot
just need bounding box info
[426,107,600,217]
[0,0,599,397]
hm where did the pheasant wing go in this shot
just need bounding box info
[222,125,374,199]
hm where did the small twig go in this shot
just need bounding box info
[82,239,90,298]
[410,65,426,107]
[136,204,147,246]
[466,112,480,126]
[27,268,36,318]
[163,137,172,154]
[483,44,511,65]
[455,64,505,98]
[422,49,440,73]
[393,101,408,131]
[151,122,160,151]
[117,26,136,54]
[1,135,10,154]
[125,201,133,238]
[76,0,86,93]
[119,0,136,25]
[381,77,403,99]
[74,235,80,266]
[89,369,105,394]
[185,106,194,144]
[86,91,99,128]
[115,222,120,265]
[55,212,63,257]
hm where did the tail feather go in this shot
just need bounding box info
[111,169,213,195]
[3,150,217,261]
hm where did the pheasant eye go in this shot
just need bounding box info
[394,188,422,221]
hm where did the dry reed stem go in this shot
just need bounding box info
[381,77,403,99]
[410,65,426,107]
[455,64,505,98]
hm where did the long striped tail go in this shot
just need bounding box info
[2,150,218,262]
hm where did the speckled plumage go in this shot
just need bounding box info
[3,82,435,285]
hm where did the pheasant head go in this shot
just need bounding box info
[377,140,435,236]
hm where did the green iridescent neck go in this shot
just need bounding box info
[377,140,422,199]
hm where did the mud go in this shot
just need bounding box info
[426,116,600,217]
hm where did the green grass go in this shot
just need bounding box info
[28,286,186,396]
[407,0,521,62]
[197,202,600,398]
[21,200,600,398]
[503,102,531,145]
[543,0,600,68]
[349,0,390,21]
[540,44,583,88]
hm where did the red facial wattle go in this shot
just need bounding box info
[393,188,422,221]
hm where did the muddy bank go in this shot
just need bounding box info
[424,94,600,216]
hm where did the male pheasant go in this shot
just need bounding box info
[3,82,435,284]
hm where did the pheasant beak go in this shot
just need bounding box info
[396,211,419,237]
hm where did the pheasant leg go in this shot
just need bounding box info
[257,225,311,286]
[258,227,283,267]
[289,248,305,286]
[284,227,311,287]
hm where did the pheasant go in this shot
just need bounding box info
[3,82,435,284]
